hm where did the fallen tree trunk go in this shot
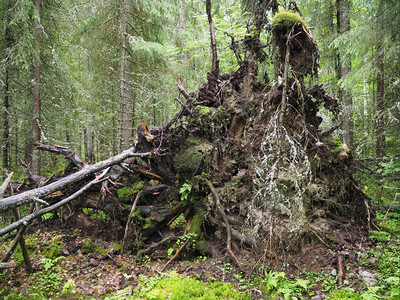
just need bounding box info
[0,146,150,213]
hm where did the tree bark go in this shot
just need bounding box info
[336,0,353,149]
[118,0,133,151]
[32,0,42,175]
[2,0,12,169]
[205,0,219,74]
[376,49,385,160]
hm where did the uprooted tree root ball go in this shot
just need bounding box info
[0,0,373,274]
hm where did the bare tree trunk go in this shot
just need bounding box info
[32,0,42,175]
[336,0,353,149]
[178,0,187,62]
[376,49,385,160]
[118,0,133,151]
[205,0,218,74]
[2,0,11,169]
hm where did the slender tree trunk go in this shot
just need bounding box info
[32,0,42,175]
[118,0,133,151]
[376,49,385,160]
[2,0,12,169]
[178,0,187,62]
[336,0,353,149]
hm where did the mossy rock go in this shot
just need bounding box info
[173,136,213,182]
[272,10,308,30]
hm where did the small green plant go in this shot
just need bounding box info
[62,279,76,296]
[179,181,193,201]
[28,257,66,298]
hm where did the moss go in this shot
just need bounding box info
[117,186,135,202]
[189,212,209,254]
[81,238,100,255]
[41,240,65,259]
[272,10,308,30]
[135,274,249,299]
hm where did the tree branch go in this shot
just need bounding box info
[0,147,151,213]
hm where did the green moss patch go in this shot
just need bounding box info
[272,10,308,30]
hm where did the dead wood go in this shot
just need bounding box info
[0,262,16,270]
[135,235,179,263]
[160,238,188,272]
[0,168,109,236]
[0,171,13,197]
[0,146,151,213]
[121,191,142,254]
[337,253,344,285]
[34,142,88,170]
[205,179,241,269]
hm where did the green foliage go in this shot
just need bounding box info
[132,273,250,299]
[61,279,76,296]
[272,11,308,30]
[327,289,362,300]
[117,187,136,202]
[27,257,66,298]
[179,181,193,202]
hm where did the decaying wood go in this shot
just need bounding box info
[0,146,151,213]
[0,174,33,272]
[135,236,179,262]
[0,168,109,236]
[34,142,88,170]
[205,179,241,268]
[121,191,142,254]
[18,158,47,184]
[0,171,13,197]
[337,253,344,285]
[0,262,16,270]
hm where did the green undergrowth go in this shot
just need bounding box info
[124,272,250,300]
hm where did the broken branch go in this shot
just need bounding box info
[0,147,151,213]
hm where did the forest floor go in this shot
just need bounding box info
[0,200,398,299]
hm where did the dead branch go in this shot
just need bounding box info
[121,191,142,254]
[160,238,188,272]
[0,172,13,198]
[176,74,192,101]
[0,146,151,213]
[34,142,88,170]
[205,179,241,268]
[0,262,16,270]
[0,168,109,236]
[337,253,344,285]
[135,236,179,263]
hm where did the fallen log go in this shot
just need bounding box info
[0,168,109,236]
[0,146,151,213]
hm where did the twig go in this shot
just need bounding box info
[121,191,142,255]
[337,253,344,285]
[205,179,241,268]
[160,239,188,272]
[135,236,179,263]
[382,193,398,224]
